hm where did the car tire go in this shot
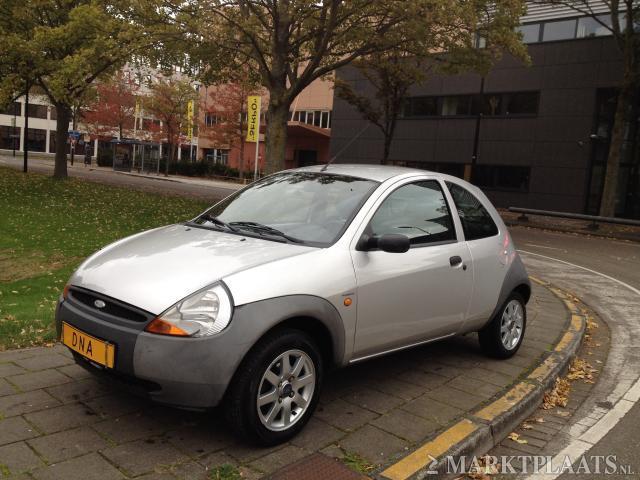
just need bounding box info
[478,292,526,359]
[223,329,323,446]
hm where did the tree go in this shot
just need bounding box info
[334,1,528,165]
[142,76,197,176]
[154,0,479,174]
[84,72,138,141]
[0,0,144,178]
[534,1,639,216]
[200,77,263,178]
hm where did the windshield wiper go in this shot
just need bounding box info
[195,214,239,232]
[229,221,304,244]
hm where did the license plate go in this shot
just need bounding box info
[62,322,115,368]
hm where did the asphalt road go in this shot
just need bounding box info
[510,226,640,478]
[0,154,238,203]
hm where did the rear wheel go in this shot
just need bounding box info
[224,329,322,445]
[479,292,526,359]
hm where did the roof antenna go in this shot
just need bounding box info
[321,123,370,171]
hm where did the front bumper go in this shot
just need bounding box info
[55,288,249,409]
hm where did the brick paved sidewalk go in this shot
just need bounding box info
[0,283,568,479]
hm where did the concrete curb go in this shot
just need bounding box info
[378,277,587,480]
[502,218,640,244]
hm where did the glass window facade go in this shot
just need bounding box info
[403,92,539,118]
[26,128,46,152]
[0,125,19,150]
[0,102,21,116]
[516,23,541,43]
[27,104,48,119]
[542,19,577,41]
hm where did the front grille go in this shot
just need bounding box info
[69,287,150,323]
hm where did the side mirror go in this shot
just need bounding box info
[358,233,410,253]
[378,234,411,253]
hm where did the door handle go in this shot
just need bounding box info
[449,256,467,270]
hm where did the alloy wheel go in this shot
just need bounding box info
[256,349,316,432]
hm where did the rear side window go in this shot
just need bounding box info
[369,180,456,246]
[446,182,499,241]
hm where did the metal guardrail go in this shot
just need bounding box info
[508,207,640,230]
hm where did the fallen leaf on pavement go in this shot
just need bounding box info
[508,432,528,444]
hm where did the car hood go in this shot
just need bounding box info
[70,224,315,314]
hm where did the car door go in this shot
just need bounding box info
[445,181,505,330]
[350,178,473,360]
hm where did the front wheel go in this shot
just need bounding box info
[224,329,323,446]
[479,292,526,359]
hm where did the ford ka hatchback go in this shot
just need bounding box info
[56,165,530,445]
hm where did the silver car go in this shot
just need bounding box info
[56,165,530,445]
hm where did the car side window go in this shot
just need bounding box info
[368,181,456,246]
[446,182,499,241]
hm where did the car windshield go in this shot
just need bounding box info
[192,172,379,246]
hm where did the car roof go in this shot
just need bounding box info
[292,164,442,183]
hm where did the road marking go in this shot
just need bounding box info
[380,419,480,480]
[520,250,640,480]
[519,250,640,296]
[524,243,564,251]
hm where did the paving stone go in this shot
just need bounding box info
[290,418,345,450]
[167,460,209,480]
[420,362,464,379]
[135,473,177,480]
[224,442,284,464]
[466,367,514,388]
[56,363,93,380]
[424,386,484,411]
[7,369,72,392]
[0,390,61,417]
[366,378,425,401]
[342,387,404,414]
[0,350,45,363]
[0,378,18,397]
[314,398,378,432]
[165,422,233,457]
[28,427,108,463]
[45,378,109,404]
[14,354,73,372]
[0,417,39,446]
[93,412,169,443]
[446,375,503,399]
[84,393,148,419]
[248,445,308,474]
[402,396,463,426]
[339,424,408,465]
[102,438,189,477]
[397,371,449,390]
[0,363,27,378]
[24,402,98,434]
[32,452,124,480]
[0,441,44,473]
[371,408,440,443]
[199,450,238,469]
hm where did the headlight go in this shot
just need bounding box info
[145,283,233,337]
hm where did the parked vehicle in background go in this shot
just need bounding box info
[56,165,530,445]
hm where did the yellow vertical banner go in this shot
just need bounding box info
[186,100,194,140]
[246,96,261,143]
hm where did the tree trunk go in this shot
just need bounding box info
[599,79,634,217]
[239,137,245,180]
[53,104,71,178]
[23,87,29,173]
[264,101,289,174]
[70,112,77,166]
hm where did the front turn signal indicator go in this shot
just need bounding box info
[145,318,190,336]
[63,284,70,300]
